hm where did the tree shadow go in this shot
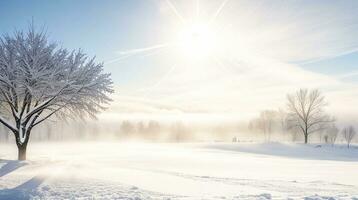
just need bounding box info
[0,160,27,177]
[0,175,47,200]
[14,175,46,190]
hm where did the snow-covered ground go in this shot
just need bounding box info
[0,142,357,200]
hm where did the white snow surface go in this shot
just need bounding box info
[0,142,357,200]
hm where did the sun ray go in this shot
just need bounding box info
[165,0,186,25]
[195,0,200,19]
[137,46,168,59]
[105,43,171,65]
[211,0,230,23]
[139,63,178,96]
[104,54,135,65]
[118,43,170,55]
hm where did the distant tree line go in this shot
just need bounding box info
[0,119,247,143]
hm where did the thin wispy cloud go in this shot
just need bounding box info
[337,71,358,79]
[118,43,170,55]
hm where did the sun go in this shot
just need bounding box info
[114,0,229,64]
[175,23,217,59]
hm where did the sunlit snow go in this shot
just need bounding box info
[0,142,357,199]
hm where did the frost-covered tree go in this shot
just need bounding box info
[0,26,113,160]
[342,126,356,148]
[286,89,333,144]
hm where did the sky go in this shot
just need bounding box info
[1,0,358,124]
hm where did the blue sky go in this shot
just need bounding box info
[0,0,165,84]
[1,0,358,80]
[1,0,358,122]
[302,52,358,82]
[2,0,357,83]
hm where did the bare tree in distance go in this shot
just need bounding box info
[0,25,113,160]
[286,89,334,144]
[286,120,301,142]
[326,124,339,147]
[261,110,276,142]
[342,126,356,148]
[120,121,135,138]
[277,108,288,134]
[249,110,276,142]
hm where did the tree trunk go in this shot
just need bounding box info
[17,144,27,160]
[304,133,308,144]
[15,127,31,161]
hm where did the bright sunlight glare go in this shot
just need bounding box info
[175,23,217,59]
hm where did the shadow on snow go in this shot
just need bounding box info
[0,160,27,177]
[0,175,46,200]
[0,160,46,200]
